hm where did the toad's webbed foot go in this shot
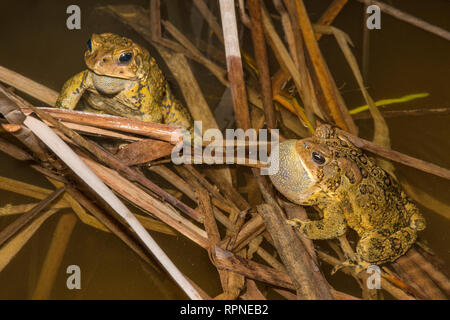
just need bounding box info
[331,258,371,275]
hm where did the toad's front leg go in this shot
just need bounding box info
[287,203,347,239]
[56,70,91,110]
[160,86,193,131]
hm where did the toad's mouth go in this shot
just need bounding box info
[90,69,136,80]
[87,66,140,81]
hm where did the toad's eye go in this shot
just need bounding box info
[87,39,92,52]
[118,52,133,64]
[311,151,326,165]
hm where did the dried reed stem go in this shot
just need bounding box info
[248,0,276,129]
[31,213,77,299]
[293,0,351,131]
[219,0,251,130]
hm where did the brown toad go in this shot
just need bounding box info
[269,125,426,267]
[56,33,193,131]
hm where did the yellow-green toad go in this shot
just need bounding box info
[269,124,426,268]
[56,33,193,131]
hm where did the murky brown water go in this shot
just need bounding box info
[0,0,448,299]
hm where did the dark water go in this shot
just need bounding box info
[0,0,448,299]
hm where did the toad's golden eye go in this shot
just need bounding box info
[311,151,326,165]
[118,52,133,64]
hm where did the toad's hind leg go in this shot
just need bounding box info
[356,227,418,264]
[404,200,426,231]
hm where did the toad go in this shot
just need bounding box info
[56,33,193,131]
[269,125,426,270]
